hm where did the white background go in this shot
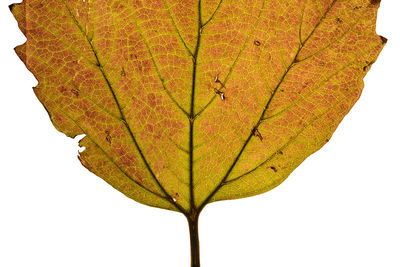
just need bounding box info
[1,1,399,267]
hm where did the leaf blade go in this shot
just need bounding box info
[11,0,386,212]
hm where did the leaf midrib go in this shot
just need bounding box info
[54,0,341,214]
[188,0,204,214]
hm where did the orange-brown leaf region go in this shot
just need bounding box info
[11,0,385,215]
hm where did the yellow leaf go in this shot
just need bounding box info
[11,0,385,265]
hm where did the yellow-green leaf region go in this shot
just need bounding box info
[11,0,385,214]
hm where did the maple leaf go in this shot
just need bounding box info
[11,0,385,266]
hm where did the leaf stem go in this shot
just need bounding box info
[187,212,201,267]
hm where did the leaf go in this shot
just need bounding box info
[11,0,385,265]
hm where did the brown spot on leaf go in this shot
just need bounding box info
[370,0,381,5]
[171,192,181,203]
[71,89,79,97]
[253,128,263,141]
[213,87,226,101]
[254,40,261,46]
[270,166,278,173]
[121,67,126,77]
[363,61,374,71]
[380,36,388,44]
[214,74,226,88]
[174,193,180,201]
[336,17,343,24]
[105,130,112,144]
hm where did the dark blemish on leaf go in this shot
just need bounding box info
[370,0,381,5]
[105,130,112,144]
[326,139,330,143]
[254,40,261,46]
[353,5,363,10]
[278,151,283,155]
[173,193,180,201]
[380,36,388,44]
[71,89,79,97]
[214,74,226,101]
[214,88,225,101]
[270,166,278,173]
[121,67,126,77]
[253,128,263,141]
[363,61,374,71]
[336,17,343,24]
[8,4,14,11]
[214,74,226,88]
